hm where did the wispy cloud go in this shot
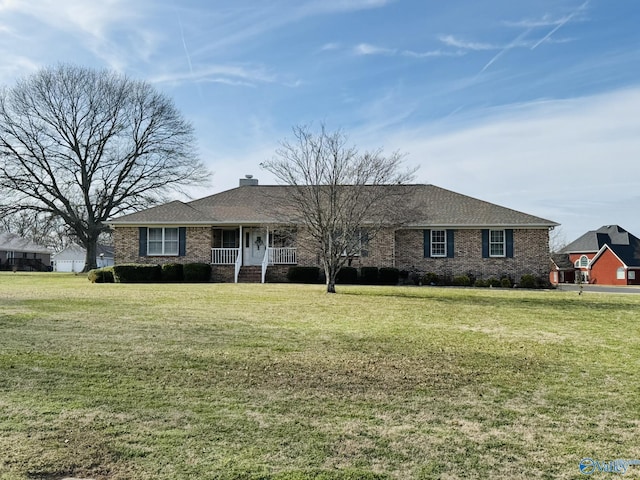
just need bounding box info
[438,35,497,51]
[352,42,464,58]
[150,64,277,87]
[354,43,396,56]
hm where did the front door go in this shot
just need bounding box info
[244,228,266,265]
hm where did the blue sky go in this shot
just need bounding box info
[1,0,639,244]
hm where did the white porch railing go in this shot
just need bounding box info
[261,248,270,284]
[269,247,297,265]
[211,248,239,265]
[234,249,242,284]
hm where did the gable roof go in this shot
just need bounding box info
[53,243,114,259]
[0,232,52,254]
[108,184,558,228]
[562,225,640,267]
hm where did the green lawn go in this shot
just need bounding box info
[1,273,639,479]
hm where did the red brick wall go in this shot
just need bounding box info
[590,248,625,285]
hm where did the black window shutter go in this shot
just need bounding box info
[423,230,430,258]
[446,230,455,258]
[506,229,514,258]
[482,229,489,258]
[179,227,187,256]
[360,230,369,258]
[139,227,147,256]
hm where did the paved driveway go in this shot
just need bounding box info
[556,284,640,294]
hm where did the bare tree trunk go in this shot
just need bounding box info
[83,238,98,272]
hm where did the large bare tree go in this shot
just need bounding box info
[261,125,416,293]
[0,64,210,271]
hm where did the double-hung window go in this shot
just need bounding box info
[148,227,179,255]
[430,230,447,257]
[222,230,239,248]
[489,229,505,257]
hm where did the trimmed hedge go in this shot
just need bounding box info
[336,266,358,284]
[422,272,440,286]
[359,267,379,285]
[452,275,471,287]
[519,274,536,289]
[183,262,211,283]
[287,266,320,284]
[87,267,114,283]
[113,264,162,283]
[162,263,184,283]
[379,267,400,285]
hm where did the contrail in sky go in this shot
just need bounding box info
[479,28,532,74]
[531,0,589,49]
[178,17,194,75]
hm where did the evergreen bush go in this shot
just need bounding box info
[359,267,379,285]
[379,267,400,285]
[113,264,162,283]
[336,266,358,284]
[183,262,211,283]
[87,267,114,283]
[287,266,320,283]
[162,263,184,283]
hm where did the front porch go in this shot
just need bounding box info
[210,226,297,283]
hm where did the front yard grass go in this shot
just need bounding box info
[0,273,639,479]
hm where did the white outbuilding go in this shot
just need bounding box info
[52,244,114,272]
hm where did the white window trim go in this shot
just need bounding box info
[574,257,590,268]
[430,230,447,257]
[148,227,179,256]
[616,267,626,280]
[489,229,506,258]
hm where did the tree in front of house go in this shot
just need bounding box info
[0,64,210,271]
[261,124,416,293]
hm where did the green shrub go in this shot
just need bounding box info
[336,266,358,284]
[452,275,471,287]
[113,264,162,283]
[87,267,114,283]
[487,277,501,287]
[500,277,512,288]
[422,272,439,286]
[359,266,379,285]
[474,278,488,287]
[287,266,320,284]
[161,263,184,282]
[183,262,211,283]
[379,267,400,285]
[519,274,536,289]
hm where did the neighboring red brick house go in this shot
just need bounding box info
[551,225,640,286]
[108,177,558,283]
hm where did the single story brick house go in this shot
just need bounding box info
[551,225,640,286]
[0,232,52,271]
[108,177,558,283]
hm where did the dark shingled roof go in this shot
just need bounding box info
[561,225,640,267]
[109,184,558,228]
[551,253,573,269]
[0,232,51,254]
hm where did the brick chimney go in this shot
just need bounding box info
[239,175,258,186]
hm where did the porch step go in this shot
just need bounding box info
[237,266,262,283]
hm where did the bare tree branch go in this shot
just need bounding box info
[0,64,211,270]
[261,124,417,293]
